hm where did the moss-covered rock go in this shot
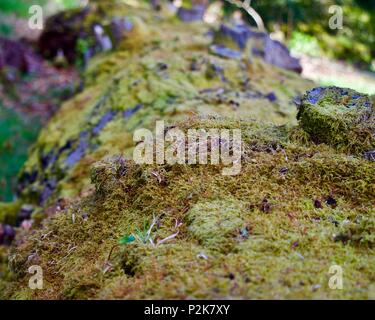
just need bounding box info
[2,116,374,299]
[297,86,374,156]
[16,2,314,208]
[0,2,374,300]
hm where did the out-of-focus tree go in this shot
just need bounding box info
[221,0,375,70]
[156,0,374,69]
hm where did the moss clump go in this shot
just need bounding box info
[0,201,21,225]
[297,86,374,155]
[16,2,314,207]
[2,117,374,299]
[334,215,374,248]
[187,199,247,252]
[1,2,374,300]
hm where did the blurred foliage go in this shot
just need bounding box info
[1,0,373,68]
[0,102,40,202]
[0,0,80,17]
[289,31,323,57]
[221,0,375,70]
[0,0,84,40]
[0,0,47,17]
[0,21,12,37]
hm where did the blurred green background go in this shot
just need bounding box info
[1,0,374,69]
[228,0,375,71]
[0,102,40,201]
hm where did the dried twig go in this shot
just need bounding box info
[146,215,158,240]
[224,0,266,31]
[156,231,180,246]
[155,218,182,246]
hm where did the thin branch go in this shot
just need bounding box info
[224,0,266,31]
[156,231,180,246]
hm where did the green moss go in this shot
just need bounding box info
[297,86,374,155]
[2,117,373,299]
[334,215,374,248]
[1,2,374,300]
[17,3,313,206]
[0,201,21,224]
[187,199,247,252]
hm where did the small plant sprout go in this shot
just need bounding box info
[104,216,183,273]
[133,215,158,245]
[120,216,182,247]
[118,235,135,245]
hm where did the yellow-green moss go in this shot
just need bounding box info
[297,86,374,155]
[17,1,314,207]
[1,2,374,300]
[2,116,374,299]
[187,199,247,252]
[0,201,21,225]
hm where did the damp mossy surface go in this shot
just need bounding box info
[2,117,374,300]
[12,1,314,210]
[0,2,374,300]
[297,86,374,155]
